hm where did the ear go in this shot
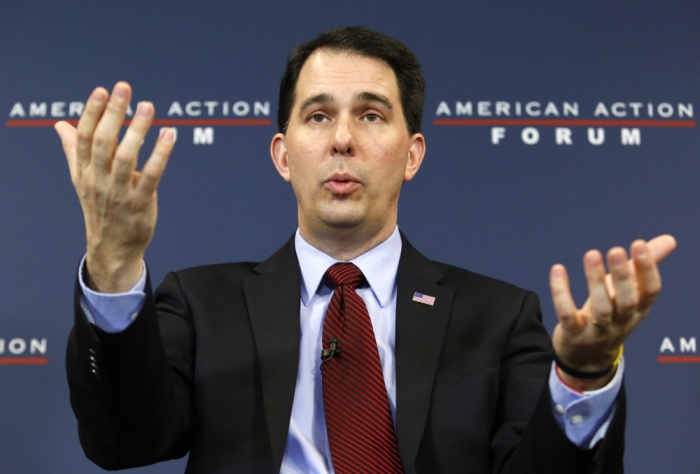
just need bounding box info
[270,133,291,182]
[403,133,426,182]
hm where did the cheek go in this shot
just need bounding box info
[290,163,316,198]
[365,136,408,177]
[288,135,322,178]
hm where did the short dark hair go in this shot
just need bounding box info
[277,26,425,135]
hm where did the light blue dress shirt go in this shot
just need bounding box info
[79,227,621,473]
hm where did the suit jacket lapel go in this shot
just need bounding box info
[395,234,454,472]
[243,236,301,472]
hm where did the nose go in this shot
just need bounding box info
[331,115,355,156]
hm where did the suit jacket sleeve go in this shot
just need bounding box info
[495,291,625,474]
[66,271,195,470]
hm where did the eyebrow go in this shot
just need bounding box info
[298,93,334,117]
[355,92,394,112]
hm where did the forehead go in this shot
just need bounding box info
[294,51,400,104]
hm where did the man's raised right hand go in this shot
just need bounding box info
[55,82,175,293]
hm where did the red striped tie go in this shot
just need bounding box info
[322,263,403,474]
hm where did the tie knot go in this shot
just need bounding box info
[324,262,364,289]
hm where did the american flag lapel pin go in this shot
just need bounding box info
[412,292,436,306]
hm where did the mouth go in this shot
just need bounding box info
[324,172,361,196]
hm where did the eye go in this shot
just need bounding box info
[310,114,327,123]
[364,113,381,122]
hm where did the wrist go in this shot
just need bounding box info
[554,345,623,391]
[556,364,616,392]
[85,252,144,293]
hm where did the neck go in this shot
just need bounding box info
[299,220,397,261]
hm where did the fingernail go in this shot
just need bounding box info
[585,253,598,266]
[92,90,105,104]
[636,246,648,258]
[137,102,151,117]
[610,252,624,265]
[161,128,174,144]
[115,85,127,99]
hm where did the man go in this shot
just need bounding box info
[56,27,675,473]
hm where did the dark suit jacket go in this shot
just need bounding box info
[66,234,625,473]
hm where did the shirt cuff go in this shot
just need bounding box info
[78,255,147,333]
[548,356,624,449]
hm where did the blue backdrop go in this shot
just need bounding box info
[1,1,698,472]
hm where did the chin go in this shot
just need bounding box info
[317,206,366,230]
[320,215,365,230]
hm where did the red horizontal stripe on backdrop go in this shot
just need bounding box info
[657,356,700,363]
[433,118,697,127]
[0,357,49,365]
[5,118,272,127]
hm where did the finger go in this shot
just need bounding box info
[112,102,154,186]
[646,234,677,264]
[550,264,582,332]
[55,121,78,182]
[135,128,175,197]
[584,250,614,327]
[631,240,662,312]
[607,246,637,324]
[604,273,616,300]
[55,121,77,163]
[91,82,132,174]
[75,87,108,168]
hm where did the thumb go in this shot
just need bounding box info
[646,235,677,264]
[550,264,583,333]
[54,121,77,158]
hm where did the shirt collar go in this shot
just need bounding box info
[295,227,402,308]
